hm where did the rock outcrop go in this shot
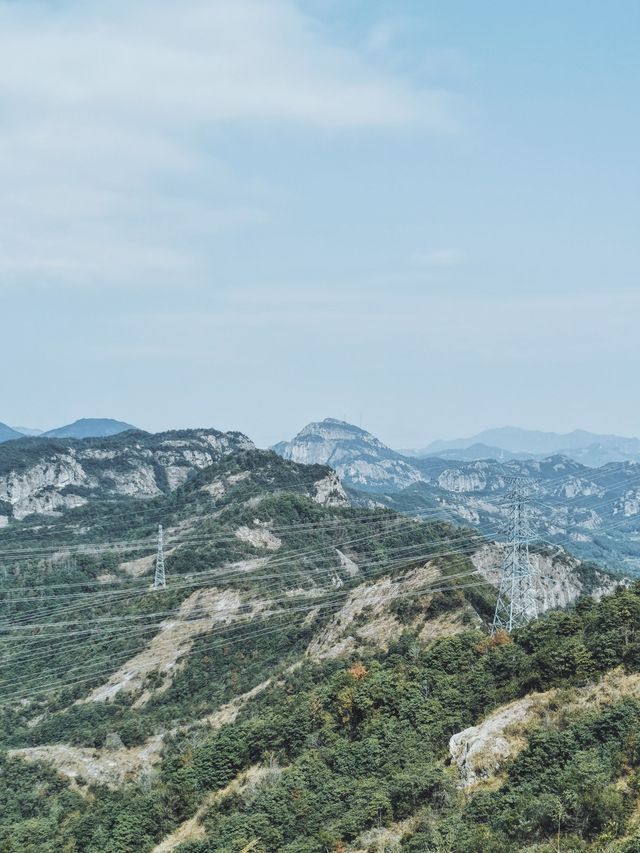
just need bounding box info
[313,472,349,507]
[0,429,253,521]
[450,669,640,788]
[449,697,537,787]
[471,543,621,612]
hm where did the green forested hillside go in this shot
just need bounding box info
[0,450,637,852]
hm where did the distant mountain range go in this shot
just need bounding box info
[275,418,640,573]
[404,426,640,467]
[421,443,533,463]
[4,415,640,571]
[0,418,137,443]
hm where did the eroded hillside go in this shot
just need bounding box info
[0,438,634,852]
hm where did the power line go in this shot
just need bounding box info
[0,572,492,706]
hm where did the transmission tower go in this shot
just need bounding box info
[153,524,166,590]
[492,477,538,633]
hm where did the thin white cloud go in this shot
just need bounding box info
[0,1,433,127]
[0,0,455,283]
[410,248,466,268]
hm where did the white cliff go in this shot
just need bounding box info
[0,429,254,522]
[274,419,425,492]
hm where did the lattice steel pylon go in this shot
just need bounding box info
[153,524,166,590]
[492,477,538,633]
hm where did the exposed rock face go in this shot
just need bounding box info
[0,429,254,521]
[274,419,425,492]
[313,472,349,507]
[615,489,640,517]
[235,524,282,551]
[83,585,264,706]
[0,456,91,519]
[305,561,471,660]
[436,466,498,493]
[471,543,621,612]
[450,669,640,788]
[449,698,537,787]
[561,478,605,499]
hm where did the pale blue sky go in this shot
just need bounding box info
[2,0,639,447]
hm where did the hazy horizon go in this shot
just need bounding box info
[6,416,640,452]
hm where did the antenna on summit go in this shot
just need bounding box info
[491,477,538,633]
[153,524,166,590]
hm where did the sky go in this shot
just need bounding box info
[2,0,639,449]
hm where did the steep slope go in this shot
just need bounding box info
[42,417,138,438]
[0,428,253,522]
[274,418,425,491]
[149,586,640,853]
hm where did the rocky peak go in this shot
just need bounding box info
[274,418,425,492]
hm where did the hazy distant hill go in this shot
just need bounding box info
[0,423,24,443]
[409,426,640,467]
[42,418,137,439]
[9,426,43,437]
[414,443,532,462]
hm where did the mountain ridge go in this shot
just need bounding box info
[410,425,640,465]
[0,427,254,522]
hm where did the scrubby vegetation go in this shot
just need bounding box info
[0,449,638,851]
[2,585,640,850]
